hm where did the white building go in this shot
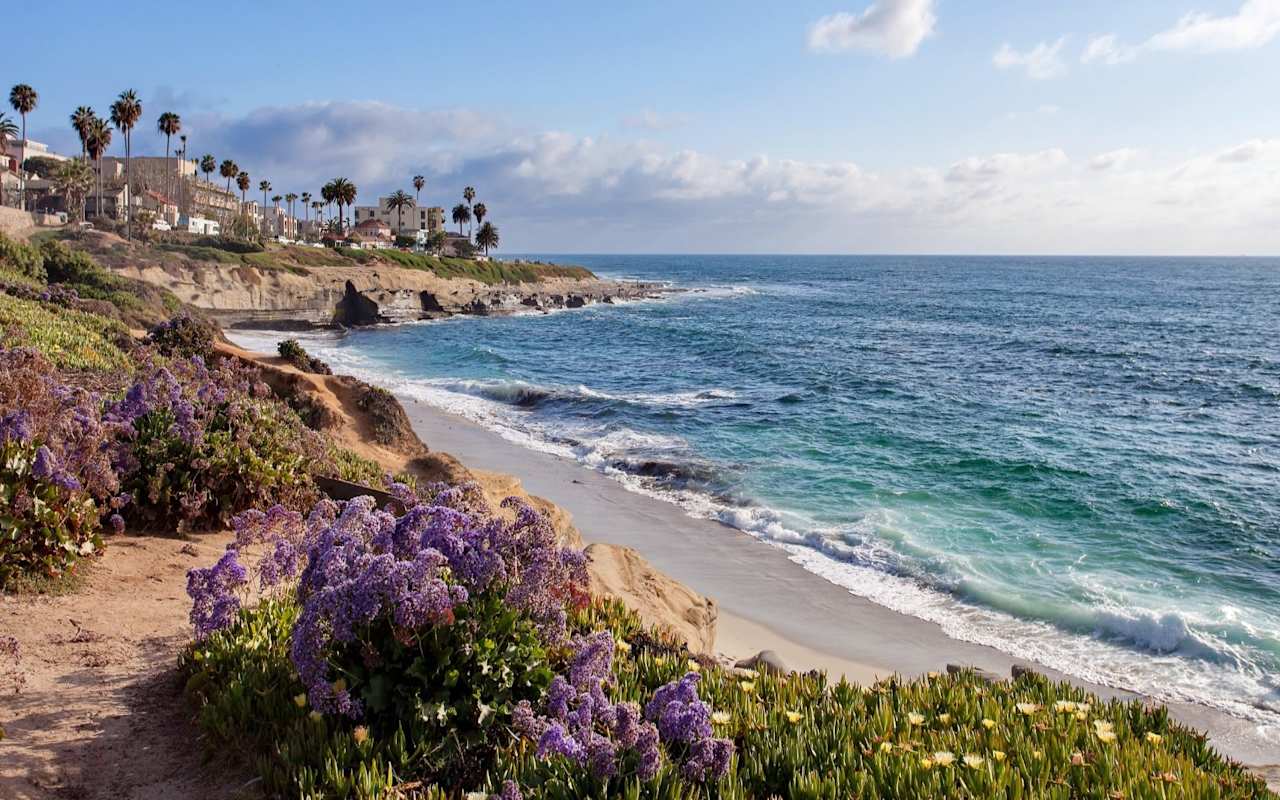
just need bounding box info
[178,215,221,236]
[353,197,444,236]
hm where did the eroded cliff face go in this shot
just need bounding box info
[111,260,659,325]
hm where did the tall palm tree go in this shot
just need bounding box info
[109,89,141,239]
[300,191,311,234]
[200,154,216,183]
[451,202,471,235]
[311,200,323,233]
[219,159,238,193]
[8,84,37,211]
[259,180,272,234]
[70,106,95,157]
[474,221,499,255]
[84,116,112,220]
[327,178,355,235]
[412,174,425,203]
[236,171,250,213]
[463,185,476,235]
[385,189,414,237]
[472,202,487,229]
[0,114,18,176]
[156,111,181,201]
[284,192,298,222]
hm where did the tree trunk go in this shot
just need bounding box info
[19,114,25,212]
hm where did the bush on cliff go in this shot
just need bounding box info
[356,384,416,449]
[145,312,218,360]
[278,338,332,375]
[0,233,46,284]
[180,489,1274,799]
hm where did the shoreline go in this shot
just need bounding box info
[395,392,1278,777]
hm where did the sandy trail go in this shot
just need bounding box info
[0,533,249,800]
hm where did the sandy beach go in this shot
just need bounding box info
[399,393,1279,777]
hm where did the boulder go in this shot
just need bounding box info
[735,650,788,675]
[566,294,586,308]
[1011,664,1041,681]
[946,663,1004,683]
[333,280,383,326]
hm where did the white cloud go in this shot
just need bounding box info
[807,0,937,58]
[91,98,1280,253]
[1085,0,1280,65]
[993,38,1069,79]
[1081,34,1138,64]
[1089,148,1141,171]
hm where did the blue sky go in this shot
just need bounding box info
[11,0,1280,254]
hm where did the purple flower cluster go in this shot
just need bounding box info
[514,631,663,781]
[186,549,248,639]
[643,672,734,782]
[289,497,466,717]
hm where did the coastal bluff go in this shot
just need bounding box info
[65,231,662,326]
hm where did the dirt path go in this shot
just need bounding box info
[0,532,251,800]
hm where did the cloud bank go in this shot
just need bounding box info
[807,0,937,58]
[1085,0,1280,65]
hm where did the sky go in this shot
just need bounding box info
[9,0,1280,254]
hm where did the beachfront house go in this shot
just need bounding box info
[353,198,446,237]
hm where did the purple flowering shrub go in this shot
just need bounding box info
[109,354,326,531]
[0,348,128,587]
[184,483,589,792]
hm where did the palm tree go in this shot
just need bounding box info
[385,189,414,237]
[300,191,311,235]
[109,89,141,238]
[463,185,476,235]
[0,114,18,182]
[219,159,238,193]
[474,221,499,255]
[200,154,216,183]
[412,174,425,203]
[84,116,112,220]
[284,192,298,236]
[327,178,355,235]
[53,157,94,222]
[311,200,323,233]
[156,111,181,201]
[451,202,471,235]
[259,180,272,234]
[9,84,37,211]
[473,202,487,229]
[236,171,250,213]
[70,106,95,157]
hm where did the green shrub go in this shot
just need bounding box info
[0,294,131,372]
[0,437,105,589]
[278,339,332,375]
[0,233,45,283]
[356,384,413,447]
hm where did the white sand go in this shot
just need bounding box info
[400,396,1278,775]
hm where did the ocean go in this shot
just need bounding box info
[231,254,1280,736]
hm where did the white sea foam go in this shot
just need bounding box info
[226,328,1280,743]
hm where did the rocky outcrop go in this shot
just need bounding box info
[585,543,718,653]
[333,280,385,326]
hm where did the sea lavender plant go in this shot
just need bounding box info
[186,549,248,639]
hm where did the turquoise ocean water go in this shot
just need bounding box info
[233,255,1280,735]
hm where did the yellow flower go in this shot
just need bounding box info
[739,680,756,693]
[654,656,667,666]
[963,754,985,769]
[981,717,996,730]
[353,725,369,744]
[937,713,952,724]
[920,758,935,769]
[332,678,347,693]
[907,712,925,726]
[1096,729,1117,744]
[1076,703,1091,715]
[1145,732,1164,745]
[1016,702,1041,715]
[992,750,1006,762]
[738,668,758,679]
[932,751,955,767]
[309,710,323,722]
[1055,700,1077,713]
[293,693,308,708]
[687,659,701,672]
[785,710,803,724]
[1076,711,1089,721]
[1093,720,1114,734]
[711,711,732,725]
[615,639,632,654]
[879,741,894,753]
[1033,750,1044,759]
[927,671,941,679]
